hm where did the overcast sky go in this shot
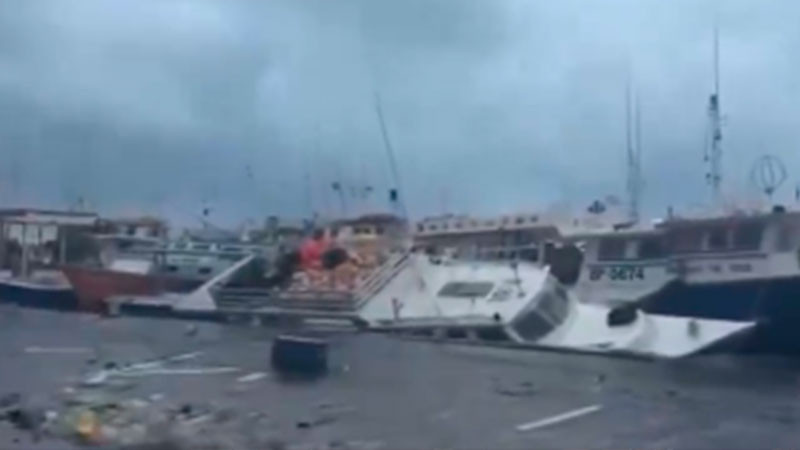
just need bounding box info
[0,0,799,226]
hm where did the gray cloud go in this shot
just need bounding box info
[1,0,799,226]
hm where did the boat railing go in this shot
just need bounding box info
[351,252,410,308]
[466,244,540,260]
[215,287,356,312]
[213,251,412,314]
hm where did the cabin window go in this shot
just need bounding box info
[428,225,438,231]
[529,216,538,223]
[476,328,510,342]
[166,265,178,272]
[513,313,551,341]
[192,244,211,251]
[732,223,763,251]
[445,329,467,339]
[376,225,385,235]
[597,238,627,261]
[515,217,525,225]
[470,220,479,227]
[198,267,212,275]
[672,229,704,253]
[174,243,187,250]
[410,329,434,338]
[637,237,665,259]
[513,287,568,341]
[437,281,495,298]
[417,224,424,232]
[519,248,539,262]
[517,231,534,243]
[539,285,569,325]
[707,227,729,251]
[454,222,463,229]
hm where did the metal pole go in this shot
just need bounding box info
[20,222,28,278]
[59,227,67,264]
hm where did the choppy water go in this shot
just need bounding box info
[2,305,800,449]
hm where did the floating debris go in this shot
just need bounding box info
[5,406,43,431]
[0,392,21,410]
[271,335,328,375]
[80,351,233,385]
[665,389,680,398]
[24,346,93,354]
[595,373,607,384]
[297,403,356,430]
[493,380,538,397]
[116,367,239,377]
[516,404,603,432]
[75,410,101,443]
[237,372,269,383]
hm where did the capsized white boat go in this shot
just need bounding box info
[358,254,755,358]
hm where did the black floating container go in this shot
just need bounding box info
[271,335,329,375]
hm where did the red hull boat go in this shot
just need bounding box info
[62,265,204,312]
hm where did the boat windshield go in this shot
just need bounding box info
[437,281,495,299]
[513,284,569,341]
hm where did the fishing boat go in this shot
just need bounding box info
[62,235,268,312]
[571,207,800,352]
[105,254,256,320]
[0,270,78,311]
[0,208,99,310]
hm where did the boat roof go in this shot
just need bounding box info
[332,213,407,227]
[659,209,800,229]
[0,208,97,218]
[0,208,99,226]
[102,216,167,227]
[558,220,663,240]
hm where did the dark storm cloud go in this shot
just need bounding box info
[0,0,799,225]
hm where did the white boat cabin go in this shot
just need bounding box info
[573,209,800,305]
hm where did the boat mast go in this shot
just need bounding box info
[705,25,723,204]
[626,79,643,224]
[373,92,408,219]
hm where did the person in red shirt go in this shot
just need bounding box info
[300,229,326,270]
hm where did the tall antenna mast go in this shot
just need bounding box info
[706,24,723,203]
[374,92,408,219]
[625,80,643,223]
